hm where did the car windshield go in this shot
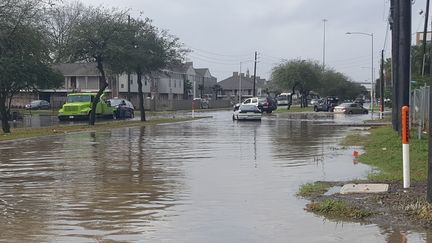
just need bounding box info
[109,99,123,106]
[240,104,259,112]
[339,103,351,107]
[67,95,92,103]
[30,101,41,104]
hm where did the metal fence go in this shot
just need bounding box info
[411,86,430,138]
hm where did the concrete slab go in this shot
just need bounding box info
[340,183,389,194]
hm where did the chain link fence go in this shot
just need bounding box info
[411,86,430,139]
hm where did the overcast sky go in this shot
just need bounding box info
[85,0,426,84]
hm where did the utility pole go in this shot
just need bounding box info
[127,15,131,100]
[399,0,411,110]
[239,62,242,103]
[390,0,400,132]
[380,50,385,119]
[422,0,430,77]
[322,19,328,71]
[253,51,257,97]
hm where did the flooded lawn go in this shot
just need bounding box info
[0,110,428,242]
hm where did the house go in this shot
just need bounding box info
[193,67,217,98]
[218,72,267,101]
[12,63,118,108]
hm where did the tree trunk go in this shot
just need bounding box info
[0,96,10,133]
[137,72,146,121]
[90,60,109,126]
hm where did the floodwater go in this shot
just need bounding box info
[0,110,428,242]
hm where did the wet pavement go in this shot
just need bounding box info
[0,110,428,242]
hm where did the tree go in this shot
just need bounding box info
[198,84,204,98]
[212,83,222,100]
[183,79,192,99]
[68,7,129,125]
[46,1,86,63]
[271,59,322,108]
[123,17,186,121]
[0,0,63,133]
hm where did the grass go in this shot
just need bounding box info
[274,106,314,113]
[297,182,331,197]
[348,126,428,182]
[307,199,373,220]
[0,117,201,141]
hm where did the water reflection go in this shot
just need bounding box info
[0,111,430,242]
[0,127,184,241]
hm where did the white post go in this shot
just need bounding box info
[402,106,410,188]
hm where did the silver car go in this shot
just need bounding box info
[232,104,262,120]
[333,103,368,114]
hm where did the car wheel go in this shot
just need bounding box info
[232,114,235,120]
[314,106,318,112]
[131,111,135,118]
[348,111,353,114]
[363,110,368,114]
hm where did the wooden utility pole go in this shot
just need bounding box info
[428,86,432,201]
[422,0,430,76]
[399,0,411,109]
[390,0,400,132]
[253,51,257,97]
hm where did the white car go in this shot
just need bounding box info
[232,104,262,120]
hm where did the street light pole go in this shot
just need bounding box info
[346,31,374,119]
[322,19,328,70]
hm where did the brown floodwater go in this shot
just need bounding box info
[0,110,428,242]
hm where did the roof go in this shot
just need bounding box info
[52,63,100,76]
[218,73,266,90]
[194,68,210,77]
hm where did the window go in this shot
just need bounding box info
[130,76,134,84]
[121,84,124,89]
[169,79,171,87]
[244,99,251,104]
[174,80,177,88]
[145,79,147,86]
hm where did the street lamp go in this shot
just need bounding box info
[346,31,374,119]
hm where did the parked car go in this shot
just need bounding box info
[109,98,135,119]
[193,98,209,109]
[333,103,369,114]
[314,96,339,112]
[58,93,114,121]
[25,100,50,110]
[310,98,320,105]
[232,104,262,121]
[258,97,277,113]
[241,97,277,113]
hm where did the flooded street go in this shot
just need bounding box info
[0,110,428,242]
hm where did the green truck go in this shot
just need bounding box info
[58,93,114,121]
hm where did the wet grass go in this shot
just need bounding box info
[352,126,428,182]
[297,182,331,197]
[306,199,373,220]
[0,117,202,141]
[274,106,314,113]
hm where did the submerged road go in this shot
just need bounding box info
[0,110,427,242]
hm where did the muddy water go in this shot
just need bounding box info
[0,111,427,242]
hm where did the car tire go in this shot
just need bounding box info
[348,111,353,114]
[314,106,318,112]
[363,110,368,114]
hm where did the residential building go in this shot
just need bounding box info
[218,72,267,101]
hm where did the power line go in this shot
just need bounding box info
[184,44,251,58]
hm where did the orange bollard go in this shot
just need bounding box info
[353,150,359,158]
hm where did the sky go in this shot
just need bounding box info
[84,0,427,84]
